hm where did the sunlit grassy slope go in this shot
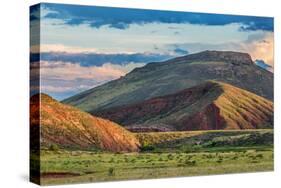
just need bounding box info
[95,81,273,131]
[30,94,140,152]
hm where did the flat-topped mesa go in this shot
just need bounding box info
[63,50,273,112]
[170,50,254,65]
[135,51,254,74]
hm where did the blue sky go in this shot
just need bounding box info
[30,3,274,100]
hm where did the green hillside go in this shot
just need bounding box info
[94,81,273,131]
[135,129,273,152]
[63,51,273,113]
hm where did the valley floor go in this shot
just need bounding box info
[33,129,274,185]
[38,147,273,185]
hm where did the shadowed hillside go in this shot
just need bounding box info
[94,81,273,132]
[63,51,273,113]
[30,94,140,152]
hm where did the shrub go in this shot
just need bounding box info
[206,154,213,159]
[216,159,223,163]
[140,144,155,152]
[256,154,264,159]
[184,160,196,166]
[167,154,173,160]
[49,144,59,151]
[108,167,115,176]
[183,145,196,153]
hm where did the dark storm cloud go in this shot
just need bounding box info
[41,3,273,31]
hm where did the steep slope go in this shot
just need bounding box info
[63,51,273,113]
[94,81,273,132]
[30,93,140,152]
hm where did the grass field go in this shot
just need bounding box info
[34,129,274,185]
[136,129,273,152]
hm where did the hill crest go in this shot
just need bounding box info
[94,81,273,132]
[30,93,140,152]
[167,50,253,65]
[63,50,273,113]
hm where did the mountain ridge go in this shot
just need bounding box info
[93,81,273,132]
[150,50,253,66]
[63,50,273,113]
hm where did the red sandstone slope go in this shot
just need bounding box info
[30,94,140,152]
[94,81,273,132]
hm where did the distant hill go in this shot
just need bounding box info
[135,129,273,151]
[63,50,273,113]
[30,94,140,152]
[94,81,273,132]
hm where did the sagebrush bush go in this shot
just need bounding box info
[49,144,59,151]
[108,167,115,176]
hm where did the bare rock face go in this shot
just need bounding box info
[30,94,140,152]
[94,81,273,132]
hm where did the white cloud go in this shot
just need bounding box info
[31,44,142,54]
[167,32,274,68]
[243,32,274,67]
[39,61,145,94]
[31,44,99,54]
[40,61,145,81]
[40,18,256,54]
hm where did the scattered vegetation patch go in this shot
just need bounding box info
[49,144,59,151]
[108,168,115,176]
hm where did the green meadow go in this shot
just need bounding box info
[34,129,274,185]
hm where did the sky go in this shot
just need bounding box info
[30,3,274,100]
